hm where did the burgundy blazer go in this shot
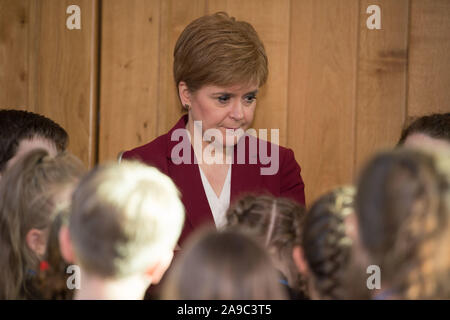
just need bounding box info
[122,115,306,245]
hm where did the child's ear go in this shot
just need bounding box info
[144,250,174,285]
[26,228,47,257]
[292,245,309,276]
[59,225,75,263]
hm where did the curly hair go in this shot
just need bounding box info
[356,148,450,299]
[301,186,356,299]
[225,194,307,298]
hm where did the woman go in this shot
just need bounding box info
[122,12,305,245]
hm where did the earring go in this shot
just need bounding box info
[184,104,190,110]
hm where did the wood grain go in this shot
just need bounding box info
[0,0,29,108]
[408,0,450,117]
[355,0,409,176]
[98,0,161,162]
[27,0,98,168]
[288,0,359,205]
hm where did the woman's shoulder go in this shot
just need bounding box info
[122,133,169,171]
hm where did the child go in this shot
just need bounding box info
[0,149,85,299]
[59,161,185,300]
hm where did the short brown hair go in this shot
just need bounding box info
[398,113,450,145]
[173,12,268,92]
[0,109,68,173]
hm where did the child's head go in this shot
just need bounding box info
[356,148,449,298]
[63,161,184,292]
[162,228,287,300]
[294,186,356,299]
[225,194,307,297]
[0,110,68,175]
[0,149,85,299]
[398,113,450,152]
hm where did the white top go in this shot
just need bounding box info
[198,165,231,229]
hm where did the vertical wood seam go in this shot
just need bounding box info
[405,0,412,126]
[286,0,292,148]
[94,0,102,166]
[352,0,361,183]
[156,0,162,136]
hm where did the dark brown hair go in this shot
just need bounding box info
[398,113,450,145]
[162,228,287,300]
[173,12,268,94]
[0,109,68,173]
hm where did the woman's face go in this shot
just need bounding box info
[182,82,259,148]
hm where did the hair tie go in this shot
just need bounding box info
[265,200,277,246]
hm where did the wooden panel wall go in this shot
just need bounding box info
[354,0,409,176]
[2,0,450,205]
[288,0,359,203]
[408,0,450,117]
[0,0,98,168]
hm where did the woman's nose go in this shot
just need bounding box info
[230,101,244,120]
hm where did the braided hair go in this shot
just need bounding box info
[226,194,307,297]
[302,186,355,299]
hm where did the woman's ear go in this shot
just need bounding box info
[26,228,48,257]
[178,81,192,107]
[59,225,75,263]
[292,245,309,276]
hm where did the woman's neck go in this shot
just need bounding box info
[186,119,234,165]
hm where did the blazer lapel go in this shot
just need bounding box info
[165,116,215,232]
[231,134,264,202]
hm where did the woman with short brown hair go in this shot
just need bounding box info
[123,12,305,246]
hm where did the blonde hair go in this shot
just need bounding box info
[174,12,268,94]
[69,161,185,278]
[0,149,85,299]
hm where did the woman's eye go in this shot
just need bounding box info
[217,95,230,104]
[244,95,256,104]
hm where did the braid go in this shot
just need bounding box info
[226,194,307,296]
[302,186,355,299]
